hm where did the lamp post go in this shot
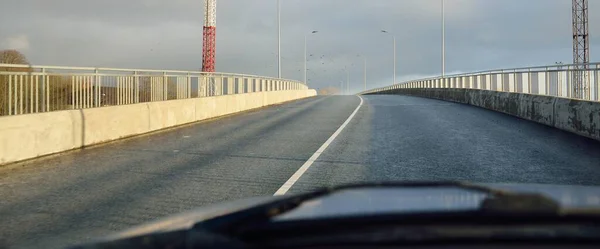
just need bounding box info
[346,67,350,94]
[304,31,318,85]
[441,0,446,79]
[277,0,281,78]
[381,30,397,85]
[354,54,367,91]
[339,67,350,95]
[364,58,367,91]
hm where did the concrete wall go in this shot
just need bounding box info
[369,88,600,141]
[0,90,317,165]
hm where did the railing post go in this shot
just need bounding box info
[212,75,217,96]
[199,74,205,97]
[84,75,88,109]
[70,75,75,110]
[595,67,599,101]
[94,69,99,107]
[152,75,156,101]
[7,75,12,115]
[240,77,244,93]
[42,68,48,112]
[127,74,131,104]
[508,73,514,92]
[227,77,232,95]
[187,73,191,99]
[219,75,224,95]
[163,72,167,100]
[134,71,139,103]
[247,78,251,93]
[200,73,207,97]
[565,67,573,96]
[119,75,123,105]
[544,69,549,95]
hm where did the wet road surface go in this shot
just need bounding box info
[2,95,600,248]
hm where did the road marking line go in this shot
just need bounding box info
[274,96,364,196]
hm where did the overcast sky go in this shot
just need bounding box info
[1,0,599,92]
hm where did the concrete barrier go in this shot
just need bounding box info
[0,90,317,165]
[369,89,600,142]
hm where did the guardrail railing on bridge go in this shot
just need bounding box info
[0,64,308,116]
[361,62,600,102]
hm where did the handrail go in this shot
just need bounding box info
[0,64,308,116]
[360,62,600,102]
[0,63,304,82]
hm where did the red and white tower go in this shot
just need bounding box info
[202,0,217,72]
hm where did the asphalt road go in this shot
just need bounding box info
[2,95,600,248]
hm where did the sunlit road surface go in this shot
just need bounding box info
[2,95,600,248]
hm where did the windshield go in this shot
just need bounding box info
[1,1,600,249]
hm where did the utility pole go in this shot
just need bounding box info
[277,0,281,78]
[441,0,446,80]
[381,30,397,85]
[393,35,396,85]
[304,35,307,85]
[346,68,350,94]
[572,0,590,99]
[364,59,367,91]
[304,31,318,85]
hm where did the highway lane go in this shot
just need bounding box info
[288,95,600,193]
[0,96,360,249]
[2,94,600,248]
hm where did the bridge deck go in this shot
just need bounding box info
[2,95,600,249]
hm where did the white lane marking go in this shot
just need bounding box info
[274,96,364,196]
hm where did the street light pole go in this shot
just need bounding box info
[304,35,307,85]
[304,31,317,86]
[381,30,397,86]
[364,58,367,91]
[441,0,445,79]
[346,67,350,94]
[393,36,396,85]
[277,0,281,78]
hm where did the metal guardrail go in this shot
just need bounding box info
[0,64,308,116]
[361,62,600,102]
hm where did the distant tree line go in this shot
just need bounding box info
[0,50,73,115]
[0,50,191,116]
[0,50,30,115]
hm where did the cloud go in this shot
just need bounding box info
[1,34,30,51]
[0,0,598,92]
